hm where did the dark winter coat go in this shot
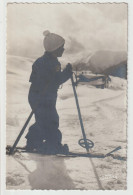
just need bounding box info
[29,52,72,107]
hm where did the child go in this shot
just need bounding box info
[25,31,72,154]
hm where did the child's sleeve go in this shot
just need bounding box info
[55,67,72,85]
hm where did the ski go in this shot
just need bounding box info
[6,145,126,161]
[6,145,104,158]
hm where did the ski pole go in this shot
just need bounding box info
[71,73,94,153]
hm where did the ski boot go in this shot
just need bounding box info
[54,143,69,155]
[40,141,69,155]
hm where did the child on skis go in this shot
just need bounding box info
[25,30,72,154]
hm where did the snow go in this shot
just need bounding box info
[6,55,127,190]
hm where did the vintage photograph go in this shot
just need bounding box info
[6,3,127,190]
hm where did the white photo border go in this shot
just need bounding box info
[0,0,133,195]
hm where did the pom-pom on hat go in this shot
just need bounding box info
[43,30,65,52]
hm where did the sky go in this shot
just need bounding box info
[7,3,127,59]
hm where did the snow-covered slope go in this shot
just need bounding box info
[6,55,127,190]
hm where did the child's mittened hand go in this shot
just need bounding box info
[66,63,72,72]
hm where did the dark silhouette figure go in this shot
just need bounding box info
[25,31,72,153]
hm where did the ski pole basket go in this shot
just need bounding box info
[78,138,94,149]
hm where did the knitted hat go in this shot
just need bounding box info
[43,30,65,52]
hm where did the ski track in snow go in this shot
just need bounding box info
[6,55,127,190]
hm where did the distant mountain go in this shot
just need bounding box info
[89,50,127,72]
[73,50,127,79]
[103,60,127,79]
